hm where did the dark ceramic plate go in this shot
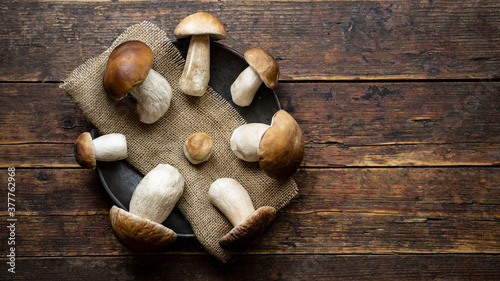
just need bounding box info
[94,39,281,239]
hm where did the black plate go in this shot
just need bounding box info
[94,39,281,239]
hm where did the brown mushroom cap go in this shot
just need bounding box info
[74,132,96,169]
[219,206,276,250]
[109,206,177,252]
[184,132,213,163]
[258,110,304,180]
[174,12,227,40]
[244,48,279,89]
[103,41,154,100]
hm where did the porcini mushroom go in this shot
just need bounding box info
[183,132,213,164]
[231,48,279,107]
[103,40,172,124]
[208,178,276,250]
[109,164,184,252]
[230,110,304,180]
[174,12,227,96]
[74,132,128,169]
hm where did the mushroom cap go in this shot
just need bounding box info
[103,41,154,100]
[258,110,304,180]
[183,132,213,164]
[219,206,276,250]
[109,206,177,252]
[74,132,96,169]
[174,12,227,40]
[244,48,279,89]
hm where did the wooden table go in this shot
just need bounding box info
[1,1,499,280]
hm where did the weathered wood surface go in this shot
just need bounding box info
[1,168,499,219]
[1,0,499,279]
[1,83,499,167]
[1,209,498,256]
[0,168,498,257]
[3,255,500,281]
[0,1,499,81]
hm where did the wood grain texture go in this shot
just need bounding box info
[0,1,499,81]
[1,255,499,281]
[0,211,498,256]
[1,1,500,279]
[0,168,498,256]
[1,82,498,167]
[2,168,498,219]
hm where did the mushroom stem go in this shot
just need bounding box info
[208,178,255,226]
[231,66,263,107]
[129,164,184,223]
[92,133,128,162]
[179,34,211,97]
[230,123,270,162]
[129,69,172,124]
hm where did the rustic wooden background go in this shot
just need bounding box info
[1,1,499,280]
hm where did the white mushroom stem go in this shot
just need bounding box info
[208,178,255,226]
[230,66,263,107]
[92,133,128,161]
[130,69,172,124]
[129,164,184,223]
[178,34,210,97]
[230,123,270,162]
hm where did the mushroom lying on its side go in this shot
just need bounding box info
[230,110,304,180]
[74,132,128,169]
[103,41,172,124]
[174,12,227,97]
[208,178,276,250]
[109,164,184,252]
[231,48,279,107]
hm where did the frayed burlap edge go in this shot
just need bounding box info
[60,21,298,263]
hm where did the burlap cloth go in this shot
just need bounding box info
[60,21,298,262]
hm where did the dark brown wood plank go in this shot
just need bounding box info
[0,211,498,256]
[277,82,500,146]
[1,255,499,280]
[0,83,91,145]
[2,168,498,220]
[1,1,499,81]
[0,143,76,168]
[1,82,499,167]
[0,168,112,215]
[3,142,499,168]
[277,81,500,167]
[1,168,498,256]
[290,168,500,219]
[305,142,500,167]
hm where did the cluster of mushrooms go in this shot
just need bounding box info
[74,12,304,252]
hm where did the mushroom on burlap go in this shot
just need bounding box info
[74,132,128,169]
[103,40,172,124]
[109,164,184,252]
[231,47,279,107]
[208,178,276,250]
[230,110,304,180]
[174,12,227,97]
[183,132,213,165]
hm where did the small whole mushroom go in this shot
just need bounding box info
[231,48,279,107]
[109,164,184,252]
[208,178,276,250]
[230,110,304,180]
[183,132,213,165]
[174,12,227,96]
[74,132,128,169]
[103,40,172,124]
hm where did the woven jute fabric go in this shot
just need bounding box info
[60,21,298,262]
